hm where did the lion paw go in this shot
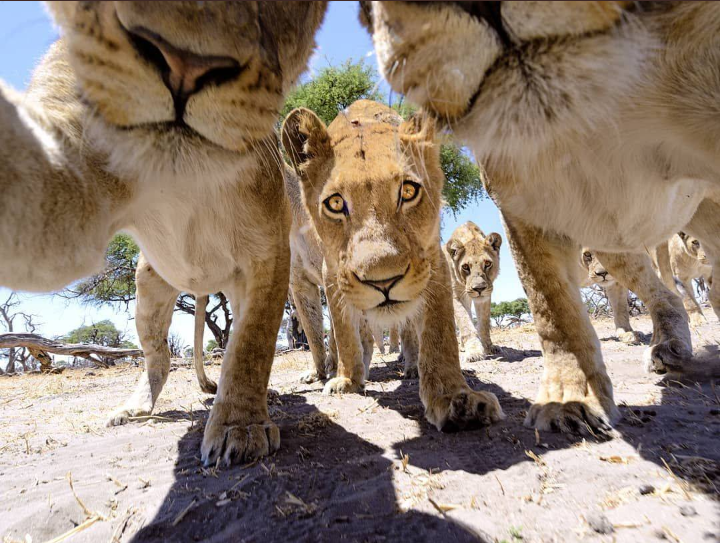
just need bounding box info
[199,379,218,395]
[106,403,152,427]
[322,377,363,395]
[403,364,419,379]
[643,338,693,374]
[525,401,617,438]
[299,370,325,384]
[426,389,504,432]
[201,406,280,467]
[617,330,641,345]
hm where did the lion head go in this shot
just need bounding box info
[677,232,708,265]
[281,100,443,327]
[580,249,617,287]
[45,1,325,173]
[362,1,642,161]
[446,221,501,300]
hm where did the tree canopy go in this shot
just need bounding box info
[63,320,137,349]
[490,298,531,328]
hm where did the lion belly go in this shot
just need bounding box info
[485,141,709,253]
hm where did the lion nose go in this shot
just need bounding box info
[358,272,406,296]
[126,26,242,118]
[596,271,608,280]
[472,285,487,295]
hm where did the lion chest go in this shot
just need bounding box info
[125,177,286,294]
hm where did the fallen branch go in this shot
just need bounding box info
[0,333,142,368]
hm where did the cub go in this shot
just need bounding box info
[445,221,502,361]
[579,249,639,344]
[281,100,504,431]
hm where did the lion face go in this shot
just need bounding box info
[677,232,707,264]
[282,101,444,326]
[580,249,617,286]
[46,2,324,156]
[363,1,639,158]
[446,222,501,300]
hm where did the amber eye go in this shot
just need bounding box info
[323,194,346,215]
[692,240,700,248]
[484,261,493,270]
[461,263,471,275]
[583,252,592,262]
[400,181,421,203]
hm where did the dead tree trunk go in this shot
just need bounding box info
[0,333,143,370]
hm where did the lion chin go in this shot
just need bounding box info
[364,298,423,328]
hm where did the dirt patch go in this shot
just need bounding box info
[1,314,718,542]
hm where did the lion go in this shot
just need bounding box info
[285,167,375,384]
[0,1,326,466]
[659,233,716,327]
[445,221,502,362]
[362,1,720,435]
[578,249,639,345]
[281,100,504,431]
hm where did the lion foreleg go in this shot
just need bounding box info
[107,254,178,426]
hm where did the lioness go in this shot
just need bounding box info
[281,100,504,430]
[0,2,326,466]
[667,233,716,326]
[445,221,502,361]
[363,1,720,435]
[579,249,639,345]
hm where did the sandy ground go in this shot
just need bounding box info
[1,312,718,543]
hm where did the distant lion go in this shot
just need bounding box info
[444,221,502,362]
[281,100,504,431]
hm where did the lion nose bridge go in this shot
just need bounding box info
[350,238,409,288]
[126,26,241,113]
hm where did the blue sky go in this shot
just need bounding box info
[0,1,523,347]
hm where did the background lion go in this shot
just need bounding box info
[0,1,326,466]
[281,100,504,431]
[364,1,720,436]
[445,221,502,362]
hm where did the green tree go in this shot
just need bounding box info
[64,234,139,307]
[64,320,138,349]
[281,60,384,126]
[205,339,219,352]
[282,59,486,214]
[490,298,530,328]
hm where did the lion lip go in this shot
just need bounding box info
[377,299,403,308]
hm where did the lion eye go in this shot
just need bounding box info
[400,181,421,204]
[692,240,700,247]
[323,194,347,215]
[461,264,471,275]
[484,261,492,270]
[583,252,592,261]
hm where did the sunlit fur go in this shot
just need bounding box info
[366,0,720,434]
[282,100,504,430]
[445,221,502,359]
[0,1,326,467]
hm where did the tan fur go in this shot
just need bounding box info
[365,1,718,434]
[444,221,502,361]
[656,234,717,327]
[281,100,504,431]
[0,2,326,466]
[285,168,375,384]
[578,249,638,344]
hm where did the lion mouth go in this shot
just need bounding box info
[377,299,403,308]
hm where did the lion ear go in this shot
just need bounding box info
[446,239,464,260]
[281,108,332,177]
[677,231,688,241]
[486,232,502,252]
[400,111,436,143]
